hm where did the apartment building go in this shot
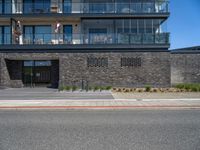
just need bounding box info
[0,0,170,88]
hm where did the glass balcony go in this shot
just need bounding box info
[0,1,169,14]
[23,2,51,14]
[0,34,11,44]
[0,33,169,45]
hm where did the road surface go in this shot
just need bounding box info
[0,110,200,150]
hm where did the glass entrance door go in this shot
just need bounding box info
[23,60,34,87]
[23,60,51,87]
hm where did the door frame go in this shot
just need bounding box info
[22,60,52,87]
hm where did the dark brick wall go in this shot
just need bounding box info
[59,52,171,88]
[0,54,11,87]
[0,52,171,88]
[171,53,200,85]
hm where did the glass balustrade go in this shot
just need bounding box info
[0,1,169,14]
[0,33,169,45]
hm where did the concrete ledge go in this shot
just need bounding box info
[0,99,200,110]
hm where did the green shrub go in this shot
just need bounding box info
[88,86,93,91]
[72,86,78,91]
[94,86,100,91]
[191,86,198,92]
[175,83,200,92]
[175,84,185,89]
[100,86,105,91]
[105,86,112,90]
[64,86,72,91]
[184,85,190,91]
[145,85,151,92]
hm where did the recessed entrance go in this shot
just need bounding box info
[22,60,59,88]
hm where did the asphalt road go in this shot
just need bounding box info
[0,110,200,150]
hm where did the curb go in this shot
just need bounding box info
[0,98,200,101]
[1,105,200,109]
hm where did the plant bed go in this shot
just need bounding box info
[112,85,200,93]
[59,85,112,92]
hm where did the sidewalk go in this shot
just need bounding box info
[0,88,200,109]
[112,92,200,99]
[0,99,200,109]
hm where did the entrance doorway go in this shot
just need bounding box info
[23,60,52,87]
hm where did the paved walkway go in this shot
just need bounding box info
[0,99,200,109]
[0,88,200,109]
[0,88,114,100]
[112,92,200,99]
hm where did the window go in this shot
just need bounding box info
[35,61,51,66]
[121,57,142,67]
[63,25,72,44]
[89,28,107,44]
[24,60,51,66]
[0,0,11,14]
[89,3,106,13]
[116,0,130,13]
[87,57,108,67]
[23,25,51,44]
[89,28,107,34]
[63,0,71,13]
[0,26,11,44]
[23,0,50,13]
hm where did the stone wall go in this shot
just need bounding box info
[59,52,171,88]
[0,54,11,87]
[171,53,200,85]
[0,53,59,88]
[0,52,171,88]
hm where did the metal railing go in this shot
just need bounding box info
[0,1,169,14]
[0,33,169,45]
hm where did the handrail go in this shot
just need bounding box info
[0,1,169,14]
[0,33,170,45]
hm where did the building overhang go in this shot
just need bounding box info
[0,44,170,53]
[170,46,200,54]
[0,13,170,22]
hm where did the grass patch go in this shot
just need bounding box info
[145,85,151,92]
[175,83,200,92]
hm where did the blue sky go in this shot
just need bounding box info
[169,0,200,49]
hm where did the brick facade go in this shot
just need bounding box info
[171,53,200,85]
[0,51,171,88]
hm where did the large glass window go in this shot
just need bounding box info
[0,0,11,14]
[63,25,72,44]
[116,0,130,13]
[35,61,51,66]
[24,25,51,44]
[143,2,155,13]
[89,28,107,44]
[23,0,50,13]
[0,26,11,44]
[23,26,33,44]
[63,0,71,13]
[82,19,168,44]
[35,26,51,44]
[89,3,106,13]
